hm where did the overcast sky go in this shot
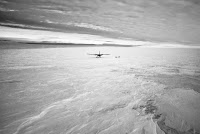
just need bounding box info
[1,0,200,45]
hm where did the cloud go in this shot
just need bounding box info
[38,8,66,14]
[1,25,200,48]
[43,20,56,24]
[1,0,200,44]
[0,22,53,30]
[0,26,135,45]
[67,23,121,32]
[139,42,200,48]
[184,0,200,5]
[0,7,17,12]
[42,20,121,33]
[0,0,8,4]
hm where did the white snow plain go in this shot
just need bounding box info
[0,46,200,134]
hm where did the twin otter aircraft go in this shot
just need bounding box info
[88,51,110,58]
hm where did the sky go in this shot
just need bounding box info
[0,0,200,46]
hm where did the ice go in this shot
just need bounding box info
[0,47,200,134]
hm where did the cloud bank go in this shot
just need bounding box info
[1,26,200,48]
[0,0,200,45]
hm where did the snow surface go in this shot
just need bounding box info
[0,46,200,134]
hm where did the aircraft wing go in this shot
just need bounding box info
[87,53,98,55]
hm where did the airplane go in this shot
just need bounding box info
[87,51,110,58]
